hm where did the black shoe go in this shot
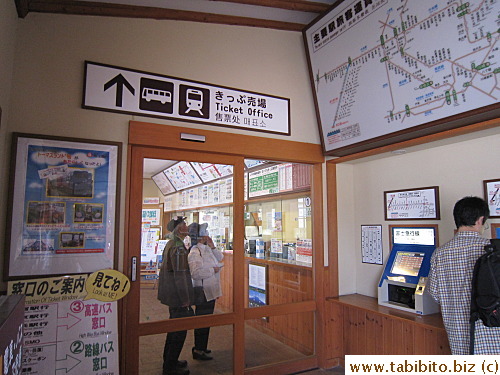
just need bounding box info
[204,349,212,354]
[163,367,190,375]
[192,347,213,360]
[177,360,188,368]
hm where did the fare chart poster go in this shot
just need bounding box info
[8,274,122,375]
[7,135,120,278]
[304,0,499,155]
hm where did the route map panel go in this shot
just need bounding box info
[304,0,499,155]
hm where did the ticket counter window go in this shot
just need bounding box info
[244,159,314,307]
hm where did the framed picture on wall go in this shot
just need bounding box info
[484,179,500,218]
[384,186,440,220]
[4,133,122,280]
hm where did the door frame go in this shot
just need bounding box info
[122,121,325,374]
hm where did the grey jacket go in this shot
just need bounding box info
[157,237,194,307]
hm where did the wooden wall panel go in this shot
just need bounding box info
[381,316,393,355]
[355,309,366,355]
[325,295,451,361]
[323,300,343,359]
[217,252,234,312]
[365,312,383,355]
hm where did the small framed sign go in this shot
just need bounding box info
[484,179,500,218]
[384,186,440,220]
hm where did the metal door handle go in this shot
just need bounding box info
[131,256,137,282]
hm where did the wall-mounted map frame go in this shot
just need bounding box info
[303,0,500,156]
[384,186,440,220]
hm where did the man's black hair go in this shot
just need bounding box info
[453,196,490,228]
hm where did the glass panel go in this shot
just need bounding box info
[141,159,234,323]
[244,160,313,306]
[245,311,315,369]
[140,325,234,375]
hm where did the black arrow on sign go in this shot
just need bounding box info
[104,74,135,107]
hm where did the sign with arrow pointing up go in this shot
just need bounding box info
[82,61,290,135]
[103,73,135,107]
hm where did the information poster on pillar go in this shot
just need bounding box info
[248,264,267,308]
[7,272,129,375]
[296,239,313,264]
[6,134,121,278]
[83,61,290,135]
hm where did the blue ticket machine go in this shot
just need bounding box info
[378,227,440,315]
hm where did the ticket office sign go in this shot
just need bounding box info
[83,61,290,135]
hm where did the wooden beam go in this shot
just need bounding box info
[26,0,306,31]
[129,121,325,164]
[14,0,29,18]
[328,117,500,164]
[209,0,330,13]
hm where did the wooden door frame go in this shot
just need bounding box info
[122,121,325,374]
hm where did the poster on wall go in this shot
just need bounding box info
[152,171,176,196]
[484,178,500,218]
[7,271,129,375]
[248,263,267,308]
[142,208,161,226]
[5,133,121,279]
[361,225,383,265]
[384,186,440,220]
[304,0,500,156]
[141,227,162,263]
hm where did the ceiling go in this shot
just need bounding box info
[14,0,337,31]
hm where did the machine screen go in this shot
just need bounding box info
[390,251,425,277]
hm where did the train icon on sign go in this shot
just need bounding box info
[142,88,172,104]
[185,89,204,115]
[179,85,210,119]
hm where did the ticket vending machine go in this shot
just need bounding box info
[378,226,440,315]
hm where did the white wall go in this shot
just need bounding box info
[337,128,500,297]
[2,13,320,286]
[0,1,19,288]
[8,14,319,143]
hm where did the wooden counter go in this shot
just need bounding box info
[324,294,450,360]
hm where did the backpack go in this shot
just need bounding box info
[469,239,500,354]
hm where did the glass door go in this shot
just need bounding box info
[123,127,323,375]
[124,146,243,375]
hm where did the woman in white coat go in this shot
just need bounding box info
[187,223,224,360]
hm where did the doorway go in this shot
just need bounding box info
[122,121,325,374]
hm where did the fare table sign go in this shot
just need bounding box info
[8,270,130,375]
[83,61,290,135]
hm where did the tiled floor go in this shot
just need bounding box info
[138,287,344,374]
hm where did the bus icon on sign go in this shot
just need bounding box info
[139,78,174,114]
[142,88,172,104]
[185,89,204,115]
